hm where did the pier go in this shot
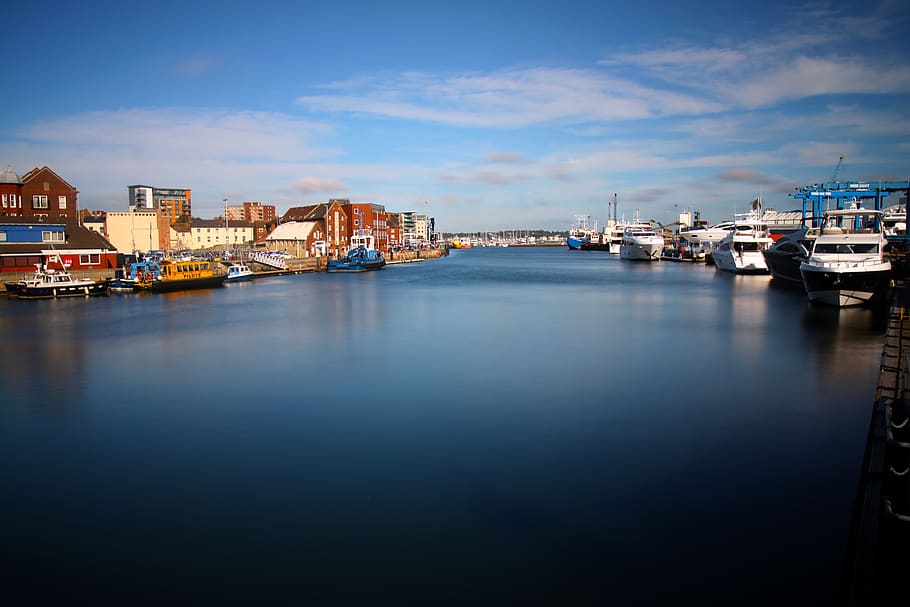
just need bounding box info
[843,283,910,605]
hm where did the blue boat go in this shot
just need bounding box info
[225,263,254,282]
[327,229,386,273]
[109,258,163,292]
[566,214,594,250]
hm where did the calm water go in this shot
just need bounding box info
[0,247,887,604]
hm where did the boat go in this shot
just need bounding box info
[799,202,892,307]
[761,225,819,286]
[327,229,386,273]
[567,215,597,250]
[450,237,473,249]
[133,257,227,292]
[712,210,774,274]
[109,257,163,292]
[619,215,664,261]
[679,220,736,245]
[225,263,254,283]
[5,254,109,298]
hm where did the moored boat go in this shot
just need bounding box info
[620,215,663,261]
[762,225,819,286]
[799,202,892,307]
[109,258,163,292]
[712,210,774,274]
[327,229,386,273]
[225,263,254,283]
[4,254,109,298]
[134,258,226,292]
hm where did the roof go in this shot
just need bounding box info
[0,165,22,185]
[265,221,317,242]
[20,166,76,190]
[190,219,253,229]
[282,204,327,222]
[171,222,191,233]
[0,216,116,253]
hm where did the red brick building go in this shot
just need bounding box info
[20,166,78,221]
[277,200,349,257]
[336,199,389,252]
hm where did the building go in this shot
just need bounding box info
[169,222,193,251]
[338,200,389,252]
[190,219,254,250]
[387,213,402,249]
[226,201,276,223]
[1,166,24,217]
[105,210,170,254]
[274,201,348,257]
[0,216,117,274]
[128,185,191,224]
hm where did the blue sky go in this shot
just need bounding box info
[2,0,908,232]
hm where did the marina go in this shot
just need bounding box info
[0,245,900,604]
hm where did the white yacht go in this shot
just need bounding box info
[679,220,736,245]
[620,216,664,261]
[799,202,892,307]
[712,210,774,274]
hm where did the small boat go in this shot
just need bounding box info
[712,210,774,274]
[620,215,664,261]
[450,237,473,249]
[134,258,226,292]
[800,202,892,307]
[109,258,163,292]
[225,263,254,283]
[328,229,386,273]
[761,225,819,286]
[5,254,109,298]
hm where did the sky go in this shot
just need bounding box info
[2,0,909,232]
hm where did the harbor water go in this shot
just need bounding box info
[0,247,887,604]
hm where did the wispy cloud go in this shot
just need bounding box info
[290,176,347,195]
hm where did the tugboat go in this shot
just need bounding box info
[327,229,386,273]
[5,254,109,298]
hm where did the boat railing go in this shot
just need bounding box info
[807,257,888,269]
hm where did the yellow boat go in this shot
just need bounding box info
[450,238,472,249]
[134,258,226,292]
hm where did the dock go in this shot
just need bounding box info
[842,283,910,605]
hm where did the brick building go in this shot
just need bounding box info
[2,166,78,221]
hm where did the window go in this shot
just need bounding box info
[0,231,6,241]
[33,195,48,209]
[1,194,6,207]
[58,196,67,209]
[42,231,65,242]
[79,254,100,265]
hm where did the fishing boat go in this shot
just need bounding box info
[712,210,774,274]
[134,257,226,292]
[620,215,664,261]
[799,202,892,307]
[327,229,386,273]
[5,254,109,298]
[225,262,254,283]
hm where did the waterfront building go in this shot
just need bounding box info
[105,210,170,254]
[0,216,117,274]
[387,213,402,249]
[400,211,429,245]
[1,166,79,222]
[1,166,24,217]
[277,201,348,257]
[226,201,276,223]
[337,200,389,252]
[170,222,193,251]
[190,219,254,249]
[128,185,191,224]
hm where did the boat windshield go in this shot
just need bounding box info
[814,243,879,254]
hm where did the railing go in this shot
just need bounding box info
[250,251,290,270]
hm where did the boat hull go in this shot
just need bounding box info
[620,242,663,261]
[800,262,892,307]
[714,250,770,274]
[566,236,586,250]
[762,249,805,285]
[326,259,386,273]
[5,279,109,298]
[135,275,227,293]
[579,241,612,252]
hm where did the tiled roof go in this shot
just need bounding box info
[0,216,116,253]
[265,221,316,242]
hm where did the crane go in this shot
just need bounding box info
[832,153,846,182]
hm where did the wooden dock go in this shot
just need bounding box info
[842,284,910,605]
